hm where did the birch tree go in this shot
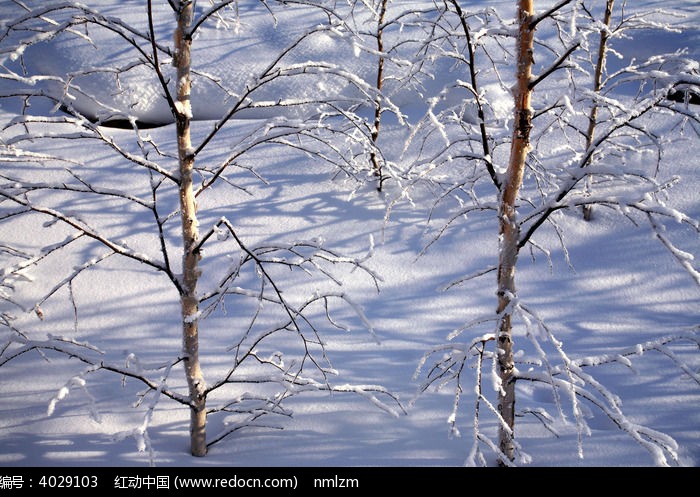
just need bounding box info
[407,0,700,466]
[580,0,614,221]
[311,0,428,192]
[492,0,535,463]
[0,0,403,459]
[369,0,389,189]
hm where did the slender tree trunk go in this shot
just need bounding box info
[497,0,534,464]
[370,0,388,191]
[582,0,614,221]
[174,1,207,457]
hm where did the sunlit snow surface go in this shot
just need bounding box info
[0,0,698,467]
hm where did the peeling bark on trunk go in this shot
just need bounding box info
[497,0,534,464]
[174,1,207,458]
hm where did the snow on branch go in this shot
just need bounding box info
[648,213,700,286]
[0,332,103,368]
[0,191,168,274]
[515,311,699,465]
[282,375,407,418]
[414,294,699,466]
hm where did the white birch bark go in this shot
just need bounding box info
[497,0,534,463]
[174,1,207,457]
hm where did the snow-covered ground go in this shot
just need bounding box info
[1,0,698,468]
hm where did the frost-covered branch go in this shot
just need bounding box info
[0,191,169,275]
